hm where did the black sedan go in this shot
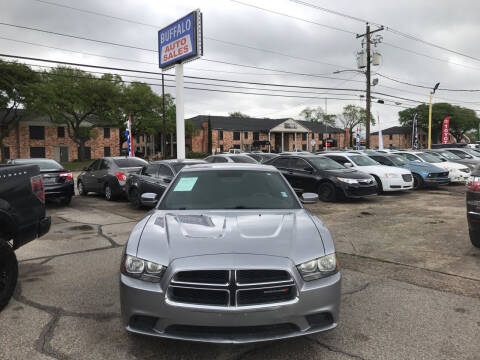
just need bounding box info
[77,157,147,201]
[9,158,74,205]
[467,166,480,248]
[265,154,377,201]
[126,159,206,208]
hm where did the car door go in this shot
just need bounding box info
[269,156,294,185]
[156,164,175,196]
[82,159,100,191]
[139,164,160,195]
[290,157,316,193]
[94,159,110,192]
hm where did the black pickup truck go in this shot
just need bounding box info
[0,164,51,311]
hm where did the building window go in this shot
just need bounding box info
[30,146,45,158]
[104,127,110,139]
[104,146,111,157]
[57,126,65,138]
[253,132,259,141]
[219,144,224,152]
[244,131,248,139]
[136,136,140,143]
[3,146,10,160]
[404,134,407,139]
[233,132,240,141]
[29,126,45,140]
[233,144,240,149]
[302,144,307,151]
[389,134,393,140]
[302,133,307,141]
[218,130,223,140]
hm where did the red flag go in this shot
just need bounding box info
[441,116,450,144]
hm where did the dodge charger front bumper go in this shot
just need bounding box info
[120,254,341,343]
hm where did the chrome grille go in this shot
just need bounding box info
[168,270,296,307]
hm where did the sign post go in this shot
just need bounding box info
[158,10,203,159]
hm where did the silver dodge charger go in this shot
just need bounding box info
[120,163,341,343]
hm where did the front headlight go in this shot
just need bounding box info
[337,177,358,184]
[121,254,166,282]
[297,254,339,281]
[384,173,400,178]
[459,168,470,173]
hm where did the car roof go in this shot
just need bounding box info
[180,163,275,172]
[151,159,207,164]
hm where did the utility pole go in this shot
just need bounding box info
[427,82,440,149]
[161,73,167,159]
[356,23,383,148]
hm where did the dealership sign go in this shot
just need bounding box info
[158,10,203,69]
[441,116,451,144]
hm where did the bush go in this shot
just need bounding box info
[187,151,210,159]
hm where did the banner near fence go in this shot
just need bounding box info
[441,116,451,144]
[158,10,203,70]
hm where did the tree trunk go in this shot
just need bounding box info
[0,139,5,163]
[349,128,354,148]
[78,141,86,161]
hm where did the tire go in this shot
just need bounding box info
[372,175,383,194]
[129,188,142,209]
[470,230,480,248]
[77,181,87,196]
[60,195,72,206]
[0,240,18,312]
[412,173,424,190]
[104,183,116,201]
[317,182,337,202]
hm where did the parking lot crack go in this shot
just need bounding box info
[342,282,370,297]
[98,224,122,247]
[306,337,367,360]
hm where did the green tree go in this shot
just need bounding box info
[31,67,123,161]
[229,111,249,118]
[299,106,336,126]
[0,60,39,162]
[398,103,480,143]
[337,104,375,147]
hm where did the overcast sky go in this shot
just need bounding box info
[2,0,480,132]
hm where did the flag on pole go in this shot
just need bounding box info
[441,116,451,144]
[412,113,418,150]
[356,128,361,150]
[378,113,384,150]
[125,117,135,157]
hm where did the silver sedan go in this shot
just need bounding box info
[120,163,341,343]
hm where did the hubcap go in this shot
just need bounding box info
[78,182,83,194]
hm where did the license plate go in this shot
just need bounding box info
[43,177,56,184]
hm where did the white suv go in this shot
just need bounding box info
[320,153,414,193]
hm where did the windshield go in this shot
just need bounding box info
[159,170,300,210]
[113,158,148,168]
[463,148,480,157]
[416,152,442,163]
[348,155,379,166]
[14,159,63,171]
[230,155,257,163]
[387,154,409,166]
[308,157,345,170]
[437,151,460,160]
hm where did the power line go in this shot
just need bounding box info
[289,0,480,64]
[378,73,480,93]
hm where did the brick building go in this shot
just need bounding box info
[370,126,427,149]
[1,112,120,162]
[187,115,347,153]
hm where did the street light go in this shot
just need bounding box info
[427,82,440,149]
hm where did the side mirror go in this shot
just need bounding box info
[83,167,89,171]
[441,158,447,162]
[303,166,314,173]
[301,192,319,204]
[344,162,353,168]
[164,178,172,183]
[140,192,159,207]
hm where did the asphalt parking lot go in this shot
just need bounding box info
[1,185,479,360]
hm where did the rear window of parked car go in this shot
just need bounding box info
[113,158,147,168]
[230,156,257,163]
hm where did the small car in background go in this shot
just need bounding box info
[8,158,74,205]
[77,157,147,201]
[266,154,377,201]
[321,153,413,193]
[126,159,206,208]
[245,152,279,164]
[466,166,480,248]
[204,154,258,163]
[367,152,450,189]
[394,151,470,183]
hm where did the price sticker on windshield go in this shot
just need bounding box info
[173,177,198,191]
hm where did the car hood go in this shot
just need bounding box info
[134,209,329,265]
[354,164,410,176]
[405,161,444,172]
[324,168,372,179]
